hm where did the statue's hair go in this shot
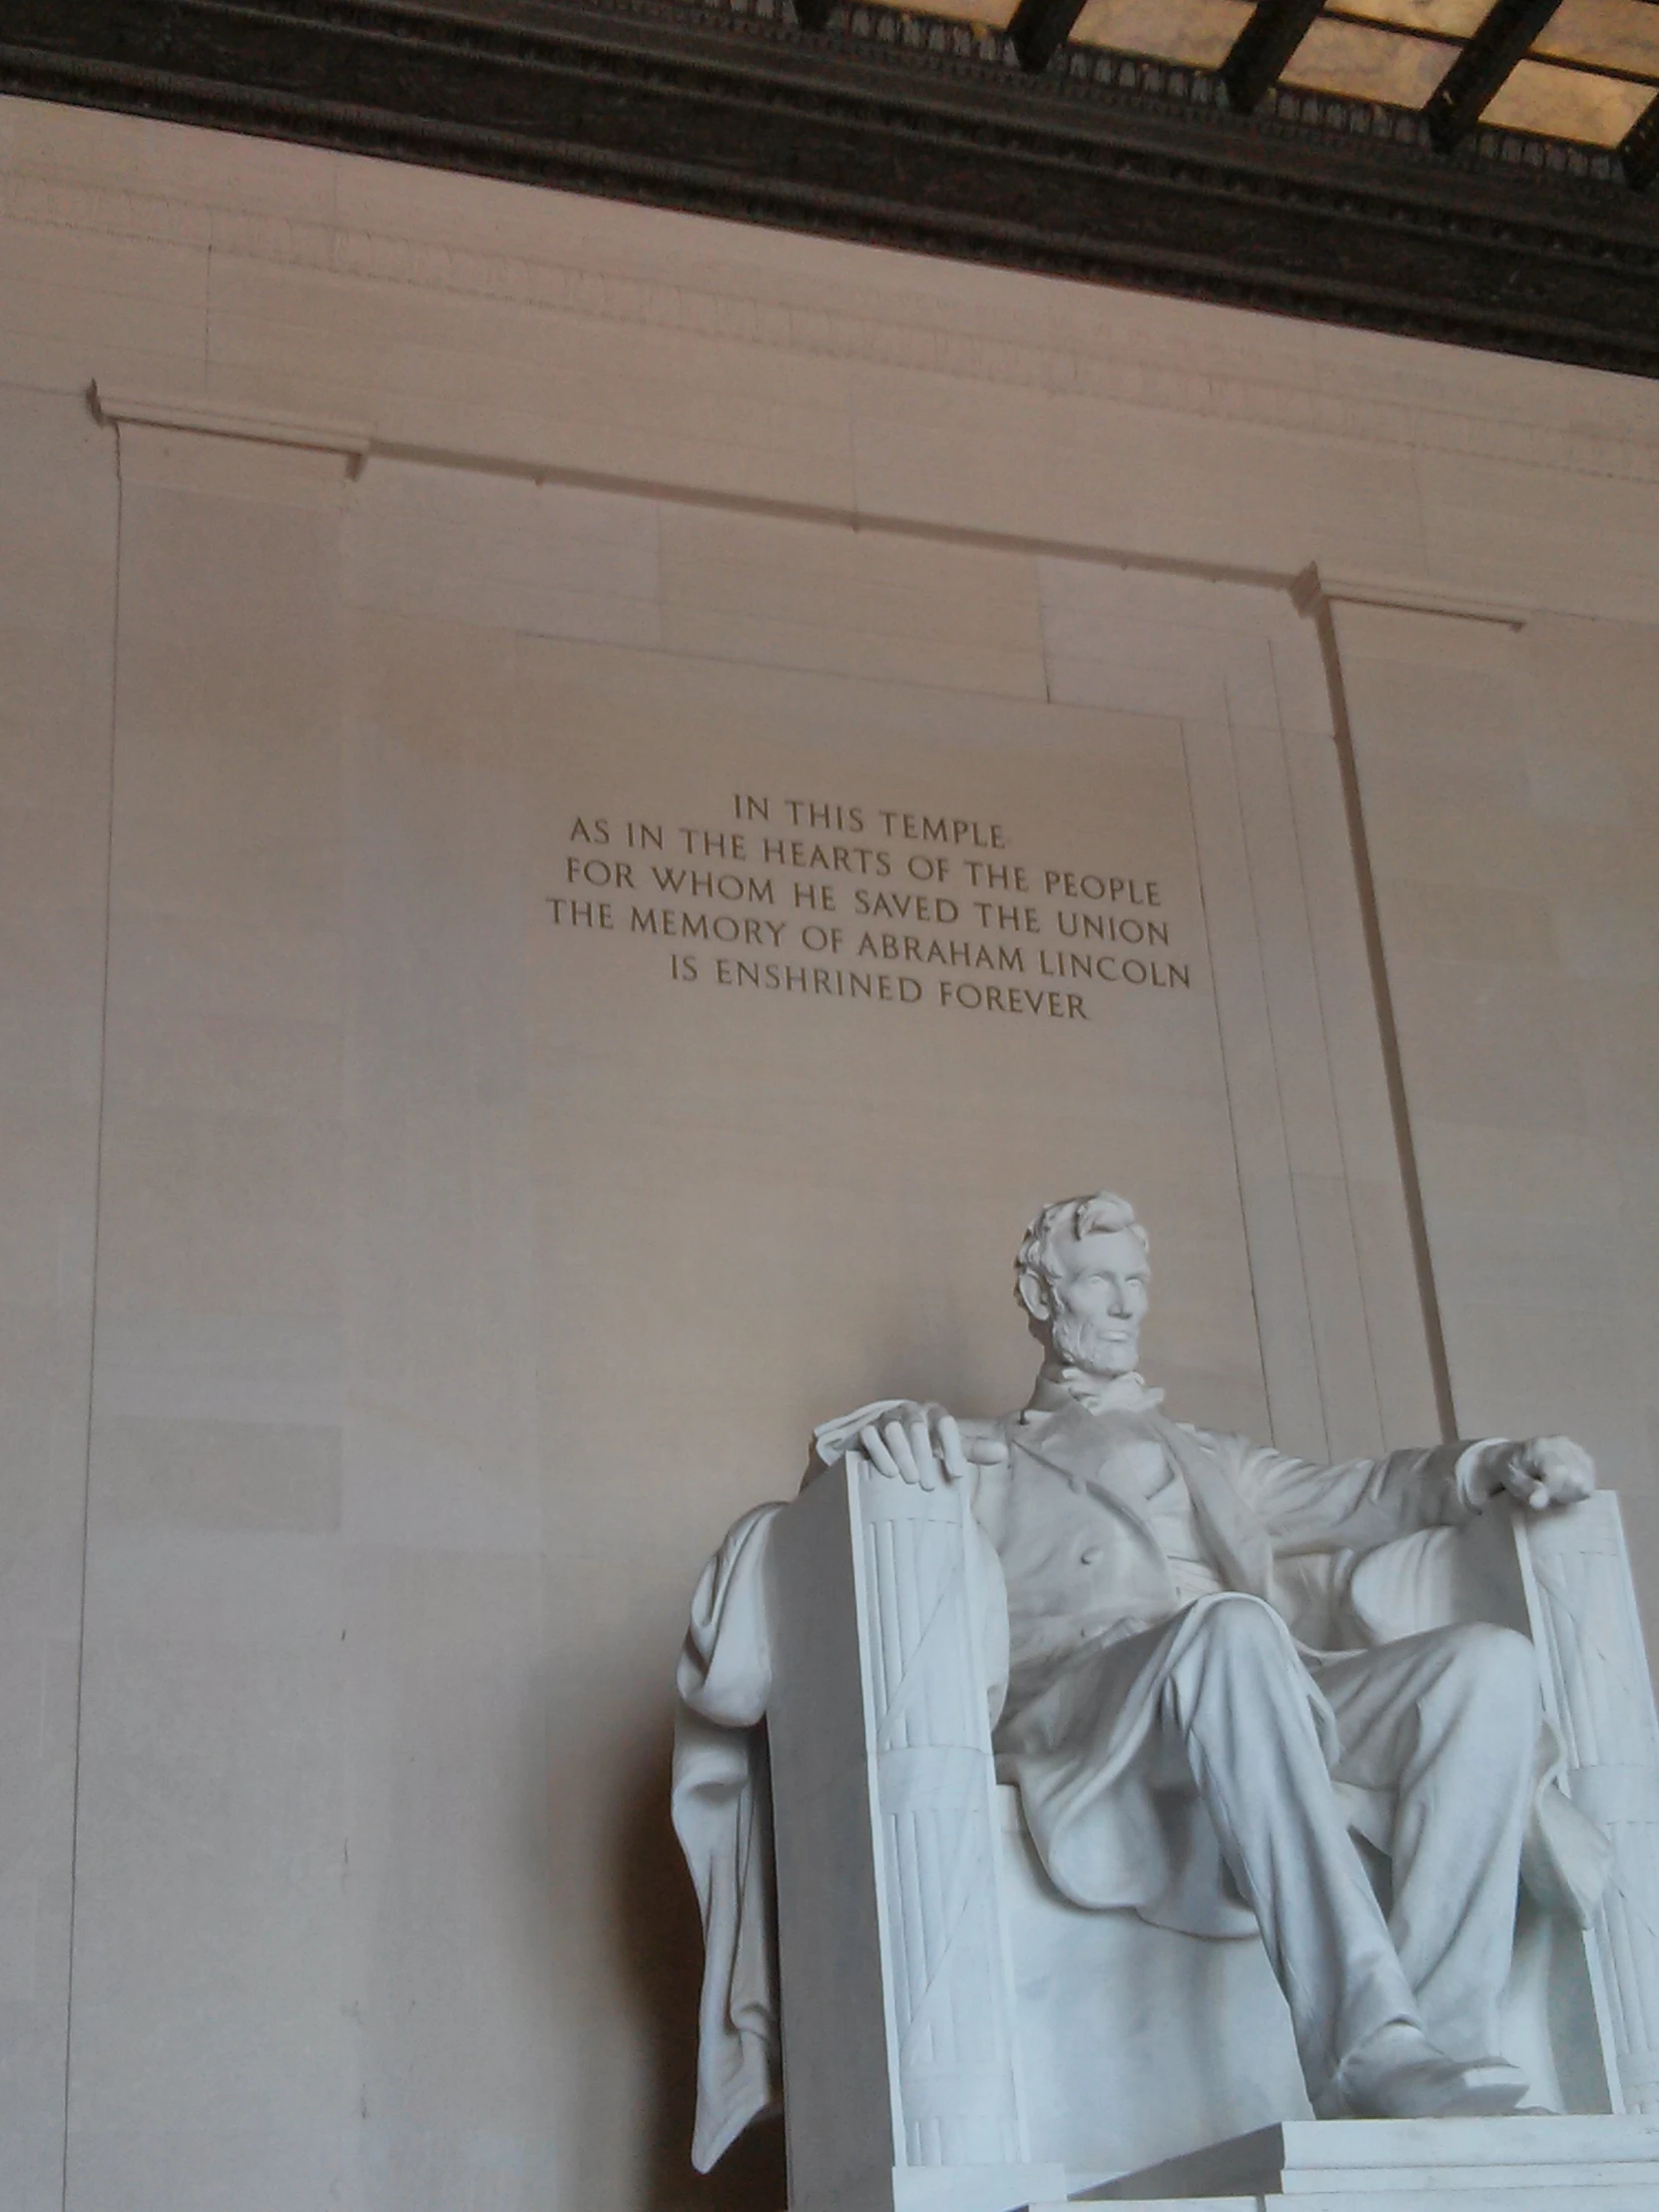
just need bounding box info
[1015,1192,1149,1334]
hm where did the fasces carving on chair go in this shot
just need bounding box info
[1517,1496,1659,2115]
[859,1485,1023,2170]
[674,1193,1659,2209]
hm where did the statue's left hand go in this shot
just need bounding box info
[1492,1434,1597,1511]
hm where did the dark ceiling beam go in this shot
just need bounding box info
[1008,0,1089,75]
[1221,0,1326,115]
[1423,0,1562,153]
[1623,90,1659,190]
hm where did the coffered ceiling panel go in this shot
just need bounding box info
[1343,1,1492,35]
[1281,16,1459,103]
[905,0,1023,23]
[1536,0,1659,72]
[1070,0,1257,66]
[1484,53,1656,137]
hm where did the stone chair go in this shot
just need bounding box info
[762,1455,1659,2212]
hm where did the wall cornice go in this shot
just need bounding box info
[1,0,1656,381]
[1292,566,1533,629]
[9,162,1659,494]
[90,381,372,461]
[73,376,1559,639]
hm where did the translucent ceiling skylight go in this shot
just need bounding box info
[1281,15,1458,103]
[1069,0,1256,65]
[1483,53,1656,140]
[901,0,1659,155]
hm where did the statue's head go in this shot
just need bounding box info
[1015,1192,1151,1379]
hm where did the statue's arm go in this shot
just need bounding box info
[1229,1429,1595,1552]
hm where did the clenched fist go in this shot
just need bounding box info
[1480,1434,1596,1512]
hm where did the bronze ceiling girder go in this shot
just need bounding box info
[1424,0,1564,152]
[1220,0,1329,115]
[1007,0,1090,78]
[0,0,1654,377]
[1629,86,1659,189]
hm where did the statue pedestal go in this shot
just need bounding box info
[1061,2115,1659,2207]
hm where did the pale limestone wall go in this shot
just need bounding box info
[1330,603,1659,1578]
[0,90,1657,2212]
[0,384,115,2212]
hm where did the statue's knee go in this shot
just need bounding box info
[1439,1621,1539,1724]
[1190,1593,1289,1665]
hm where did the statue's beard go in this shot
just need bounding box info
[1049,1308,1141,1377]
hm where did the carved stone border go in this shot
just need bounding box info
[90,382,373,462]
[1292,564,1532,629]
[8,167,1656,496]
[2,0,1657,379]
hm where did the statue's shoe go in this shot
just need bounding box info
[1316,2024,1531,2120]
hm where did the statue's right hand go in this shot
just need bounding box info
[856,1402,1008,1491]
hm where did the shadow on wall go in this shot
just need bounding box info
[616,1725,788,2212]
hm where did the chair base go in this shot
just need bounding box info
[1053,2113,1659,2208]
[795,2163,1071,2212]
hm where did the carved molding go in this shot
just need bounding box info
[90,381,372,460]
[8,166,1659,496]
[61,378,1630,639]
[1293,564,1534,628]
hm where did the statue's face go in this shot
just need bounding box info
[1042,1226,1150,1378]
